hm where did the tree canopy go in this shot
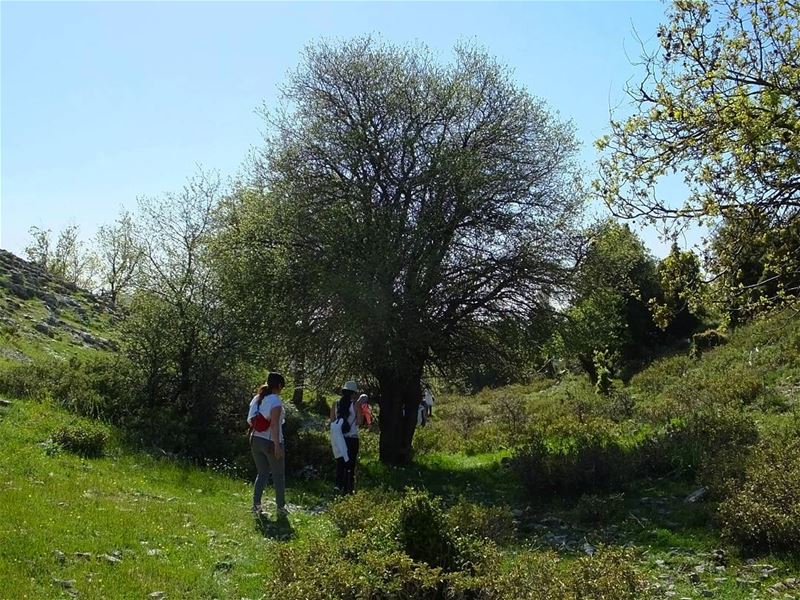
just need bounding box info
[597,0,800,228]
[215,38,584,463]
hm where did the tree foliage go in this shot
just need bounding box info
[217,38,584,463]
[25,224,96,288]
[94,211,144,307]
[707,207,800,324]
[596,0,800,313]
[551,221,662,381]
[122,172,245,457]
[650,242,705,335]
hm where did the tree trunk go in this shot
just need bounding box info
[292,360,305,408]
[378,371,422,465]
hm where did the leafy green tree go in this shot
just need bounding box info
[25,224,96,288]
[707,208,800,324]
[596,0,800,309]
[218,38,584,464]
[123,172,245,457]
[649,242,705,336]
[550,221,661,381]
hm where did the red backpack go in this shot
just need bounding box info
[250,395,272,433]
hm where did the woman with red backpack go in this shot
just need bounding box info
[247,372,287,517]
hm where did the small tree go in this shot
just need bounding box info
[124,172,244,457]
[552,220,661,380]
[95,211,144,306]
[649,242,705,336]
[25,224,95,288]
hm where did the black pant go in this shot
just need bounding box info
[335,437,360,494]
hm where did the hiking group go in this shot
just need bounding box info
[246,372,434,517]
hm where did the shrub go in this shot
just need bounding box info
[0,358,52,399]
[639,407,758,479]
[464,422,505,455]
[513,423,633,500]
[51,422,108,457]
[690,328,727,358]
[395,489,463,571]
[628,353,694,397]
[328,488,401,536]
[575,493,625,525]
[718,436,800,553]
[491,547,650,600]
[285,428,332,477]
[447,498,515,545]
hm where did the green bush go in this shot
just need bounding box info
[628,353,694,397]
[328,488,401,537]
[395,489,463,571]
[690,328,727,358]
[491,547,650,600]
[0,358,52,399]
[513,424,633,500]
[447,498,515,545]
[639,407,758,479]
[464,422,505,455]
[51,422,108,457]
[285,428,332,477]
[575,493,625,525]
[718,436,800,553]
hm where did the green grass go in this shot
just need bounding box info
[0,398,331,599]
[3,304,800,598]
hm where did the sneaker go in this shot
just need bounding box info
[251,504,263,515]
[276,506,290,517]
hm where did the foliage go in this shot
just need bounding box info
[120,172,248,458]
[395,489,467,572]
[94,211,144,306]
[447,497,515,545]
[513,423,633,499]
[50,421,109,458]
[24,224,97,288]
[597,0,800,310]
[707,209,800,324]
[649,243,705,336]
[719,435,800,553]
[639,407,759,480]
[214,37,584,463]
[550,221,661,381]
[689,328,727,358]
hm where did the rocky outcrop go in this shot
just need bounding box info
[0,249,118,354]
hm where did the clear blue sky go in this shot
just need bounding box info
[2,1,693,259]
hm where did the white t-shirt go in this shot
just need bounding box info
[339,400,359,439]
[247,393,285,443]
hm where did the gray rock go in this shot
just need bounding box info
[100,553,121,564]
[685,487,708,503]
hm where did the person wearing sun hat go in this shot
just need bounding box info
[330,380,364,494]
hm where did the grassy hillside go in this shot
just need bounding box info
[0,249,117,366]
[2,249,800,599]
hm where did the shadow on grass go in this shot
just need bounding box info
[359,453,522,506]
[254,513,295,541]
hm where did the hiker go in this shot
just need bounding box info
[247,371,287,517]
[423,386,435,418]
[358,393,372,428]
[330,380,364,494]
